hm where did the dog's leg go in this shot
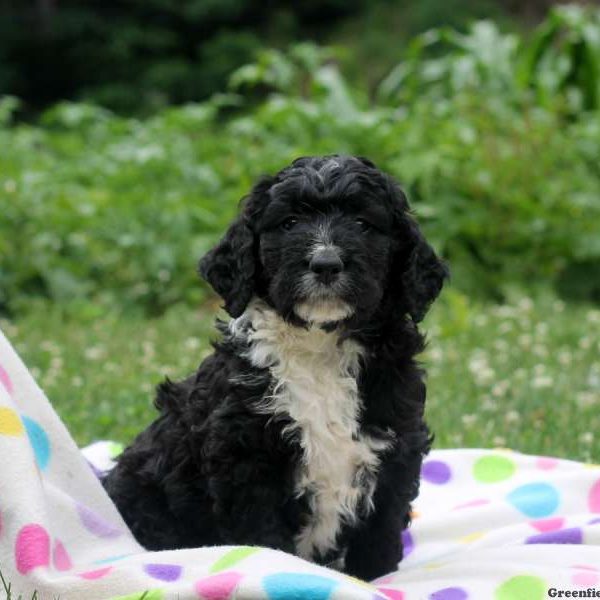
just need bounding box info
[343,488,407,580]
[202,413,305,554]
[344,441,425,581]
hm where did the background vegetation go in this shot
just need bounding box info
[0,1,599,461]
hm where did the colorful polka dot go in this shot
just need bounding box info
[377,589,404,600]
[108,441,124,459]
[0,407,24,436]
[452,499,490,511]
[572,567,599,587]
[195,571,243,600]
[525,527,582,545]
[94,554,132,565]
[0,363,13,395]
[76,502,122,538]
[529,517,564,532]
[342,576,375,592]
[110,591,164,600]
[421,460,452,484]
[22,416,51,470]
[373,575,395,586]
[401,529,414,557]
[78,566,113,580]
[506,482,559,518]
[263,573,339,600]
[424,563,446,571]
[429,587,468,600]
[473,455,516,483]
[144,563,183,582]
[459,531,484,544]
[209,546,260,573]
[495,575,546,600]
[53,540,72,571]
[535,456,559,470]
[589,479,600,513]
[15,524,51,574]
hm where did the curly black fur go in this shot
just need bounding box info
[103,155,448,581]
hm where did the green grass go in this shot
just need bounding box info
[2,291,599,462]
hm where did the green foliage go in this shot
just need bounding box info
[1,9,599,315]
[518,5,600,112]
[379,4,600,113]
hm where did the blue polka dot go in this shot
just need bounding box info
[506,482,560,518]
[21,416,50,471]
[263,573,338,600]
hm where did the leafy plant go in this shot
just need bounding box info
[518,4,600,112]
[1,8,599,315]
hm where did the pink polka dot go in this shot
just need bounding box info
[15,524,51,574]
[536,456,559,470]
[452,499,490,511]
[529,517,565,532]
[572,570,599,587]
[589,479,600,513]
[377,588,404,600]
[572,565,599,571]
[78,566,113,580]
[53,540,72,571]
[0,363,13,395]
[195,571,242,600]
[373,575,396,585]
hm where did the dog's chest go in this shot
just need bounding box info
[240,303,387,559]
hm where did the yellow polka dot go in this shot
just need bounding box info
[344,575,375,590]
[584,463,600,469]
[424,562,445,571]
[0,407,24,435]
[410,509,421,519]
[459,531,485,543]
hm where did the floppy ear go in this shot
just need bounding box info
[198,178,272,318]
[388,182,449,323]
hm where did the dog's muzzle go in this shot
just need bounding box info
[309,246,343,285]
[294,245,353,324]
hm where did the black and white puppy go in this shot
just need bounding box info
[103,155,448,580]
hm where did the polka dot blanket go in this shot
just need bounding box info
[0,329,599,600]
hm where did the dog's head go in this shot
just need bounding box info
[200,155,448,326]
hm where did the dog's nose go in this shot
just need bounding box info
[309,248,343,282]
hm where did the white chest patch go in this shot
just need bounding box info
[232,300,389,559]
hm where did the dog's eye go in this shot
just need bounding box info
[355,218,371,232]
[280,217,298,231]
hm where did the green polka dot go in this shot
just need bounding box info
[110,590,163,600]
[108,442,124,459]
[495,575,546,600]
[209,546,260,573]
[473,455,516,483]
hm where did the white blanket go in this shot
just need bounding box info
[0,327,599,599]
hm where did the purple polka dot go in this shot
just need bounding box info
[86,459,104,479]
[589,518,600,525]
[526,527,583,545]
[143,563,182,582]
[421,460,451,484]
[76,503,122,538]
[429,587,468,600]
[401,529,414,557]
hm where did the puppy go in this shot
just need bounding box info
[103,155,448,580]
